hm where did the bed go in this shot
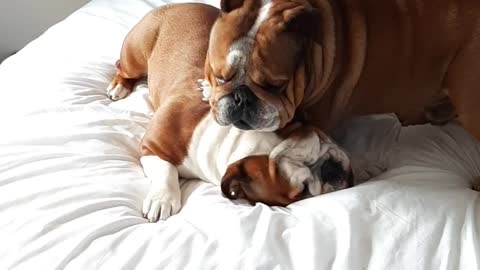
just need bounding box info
[1,0,479,269]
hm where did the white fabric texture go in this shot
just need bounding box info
[0,0,479,269]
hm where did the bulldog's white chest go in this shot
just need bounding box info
[178,114,281,185]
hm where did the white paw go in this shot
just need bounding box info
[351,158,386,184]
[142,190,181,222]
[197,79,212,101]
[106,82,131,101]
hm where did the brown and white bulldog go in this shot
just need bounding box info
[106,4,380,222]
[204,0,480,138]
[203,0,480,188]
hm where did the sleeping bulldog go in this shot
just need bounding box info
[107,3,382,222]
[203,0,472,133]
[202,0,480,190]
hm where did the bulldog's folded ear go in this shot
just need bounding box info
[283,5,322,43]
[270,130,323,166]
[270,127,353,197]
[269,132,332,196]
[270,127,351,174]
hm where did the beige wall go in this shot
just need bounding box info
[0,0,90,62]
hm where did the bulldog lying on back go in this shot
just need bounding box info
[107,4,381,222]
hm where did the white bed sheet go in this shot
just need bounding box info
[0,0,479,269]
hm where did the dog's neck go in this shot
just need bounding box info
[178,113,282,184]
[302,0,367,129]
[302,0,342,106]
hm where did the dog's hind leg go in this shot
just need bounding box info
[106,60,141,101]
[107,11,161,100]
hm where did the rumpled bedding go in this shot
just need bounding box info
[0,0,478,269]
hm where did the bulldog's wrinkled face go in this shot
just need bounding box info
[221,156,298,206]
[221,155,352,206]
[205,0,319,131]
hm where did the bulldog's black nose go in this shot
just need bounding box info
[233,85,255,108]
[216,85,258,130]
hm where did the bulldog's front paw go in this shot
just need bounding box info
[351,158,386,184]
[140,156,181,222]
[197,79,212,101]
[142,189,181,222]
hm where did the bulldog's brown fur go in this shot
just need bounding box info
[112,4,217,164]
[305,0,480,135]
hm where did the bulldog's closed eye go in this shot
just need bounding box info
[216,77,226,85]
[262,82,286,93]
[227,179,246,199]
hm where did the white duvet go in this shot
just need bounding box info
[0,0,479,269]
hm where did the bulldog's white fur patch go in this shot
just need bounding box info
[251,0,273,36]
[197,79,212,101]
[106,82,131,101]
[141,156,181,222]
[226,0,272,82]
[270,131,351,196]
[178,113,282,183]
